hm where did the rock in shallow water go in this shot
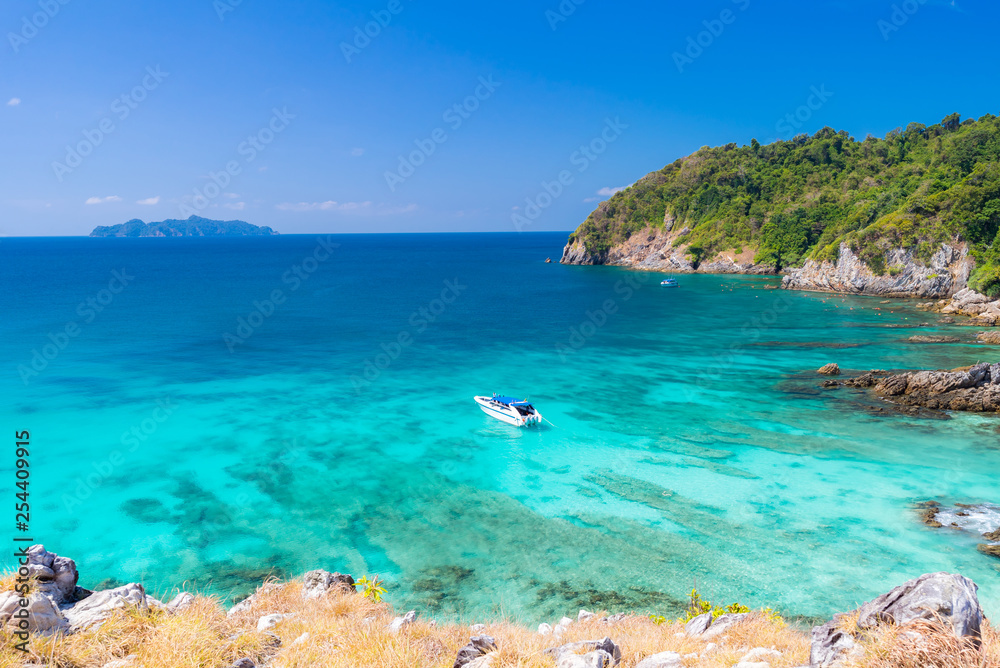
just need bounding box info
[817,363,841,376]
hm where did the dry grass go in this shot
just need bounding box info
[850,619,1000,668]
[2,574,998,668]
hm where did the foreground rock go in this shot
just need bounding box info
[920,288,1000,326]
[783,242,972,298]
[685,611,751,639]
[454,635,497,668]
[545,637,622,667]
[811,572,984,667]
[817,363,841,376]
[842,362,1000,413]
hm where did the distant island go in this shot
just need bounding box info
[90,216,279,237]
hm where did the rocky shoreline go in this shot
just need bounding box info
[918,287,1000,327]
[917,501,1000,559]
[819,362,1000,414]
[2,545,998,667]
[560,232,977,300]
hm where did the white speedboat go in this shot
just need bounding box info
[661,277,678,287]
[474,395,543,427]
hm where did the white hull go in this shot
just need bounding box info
[474,396,542,427]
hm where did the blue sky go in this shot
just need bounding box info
[0,0,996,236]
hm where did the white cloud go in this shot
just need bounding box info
[224,202,246,210]
[583,197,599,203]
[223,192,240,199]
[7,98,21,107]
[136,196,160,205]
[597,186,627,197]
[85,195,123,205]
[351,148,365,157]
[275,201,417,215]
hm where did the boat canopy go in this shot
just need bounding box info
[493,396,533,407]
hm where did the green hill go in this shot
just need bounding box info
[565,113,1000,296]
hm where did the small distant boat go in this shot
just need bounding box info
[474,394,543,427]
[661,278,679,287]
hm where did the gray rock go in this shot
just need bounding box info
[546,637,621,665]
[25,545,79,605]
[453,635,497,668]
[811,573,984,667]
[0,591,69,634]
[230,659,255,668]
[302,569,355,600]
[578,608,596,622]
[684,612,713,636]
[165,591,195,612]
[227,582,282,617]
[702,613,751,639]
[388,610,416,633]
[810,619,863,668]
[63,583,149,632]
[855,572,982,639]
[556,650,615,668]
[538,622,553,635]
[256,613,293,632]
[634,651,683,668]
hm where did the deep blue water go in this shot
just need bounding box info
[1,233,998,622]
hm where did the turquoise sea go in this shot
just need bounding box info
[2,233,998,622]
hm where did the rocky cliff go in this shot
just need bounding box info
[560,225,776,275]
[560,112,1000,299]
[781,242,974,298]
